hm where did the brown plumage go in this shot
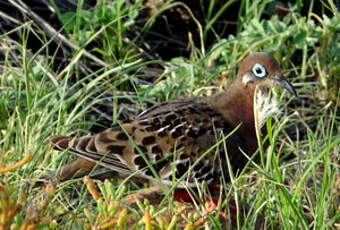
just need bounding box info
[48,52,297,187]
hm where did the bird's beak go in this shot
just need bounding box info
[273,75,297,97]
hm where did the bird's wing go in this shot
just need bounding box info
[48,99,235,186]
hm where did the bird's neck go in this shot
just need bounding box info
[209,78,257,135]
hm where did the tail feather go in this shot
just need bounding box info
[76,136,96,154]
[47,134,133,175]
[48,135,72,150]
[85,137,97,153]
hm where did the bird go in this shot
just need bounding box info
[48,52,297,189]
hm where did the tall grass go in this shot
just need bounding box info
[0,0,339,229]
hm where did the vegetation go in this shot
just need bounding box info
[0,0,339,229]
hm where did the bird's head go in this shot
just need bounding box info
[238,52,297,96]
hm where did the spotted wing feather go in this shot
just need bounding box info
[49,99,237,186]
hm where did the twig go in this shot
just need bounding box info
[8,0,110,68]
[0,9,22,25]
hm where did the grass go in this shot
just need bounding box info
[0,0,339,229]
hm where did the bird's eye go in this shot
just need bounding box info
[252,63,267,78]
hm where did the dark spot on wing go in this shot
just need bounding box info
[205,173,215,182]
[154,158,168,171]
[179,154,189,160]
[187,107,199,114]
[196,128,207,136]
[107,145,125,155]
[152,117,161,125]
[213,120,225,128]
[180,117,187,122]
[116,132,129,140]
[145,126,156,132]
[144,169,154,176]
[173,118,181,126]
[142,136,156,145]
[134,156,147,168]
[176,162,189,178]
[202,107,219,116]
[165,114,177,122]
[187,129,199,138]
[200,166,210,175]
[158,130,167,137]
[155,154,162,162]
[162,120,171,127]
[170,126,182,138]
[139,121,149,126]
[151,145,163,155]
[193,162,204,171]
[176,110,185,116]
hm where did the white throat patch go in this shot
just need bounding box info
[242,73,254,85]
[254,89,281,127]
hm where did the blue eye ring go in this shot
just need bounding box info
[252,63,267,78]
